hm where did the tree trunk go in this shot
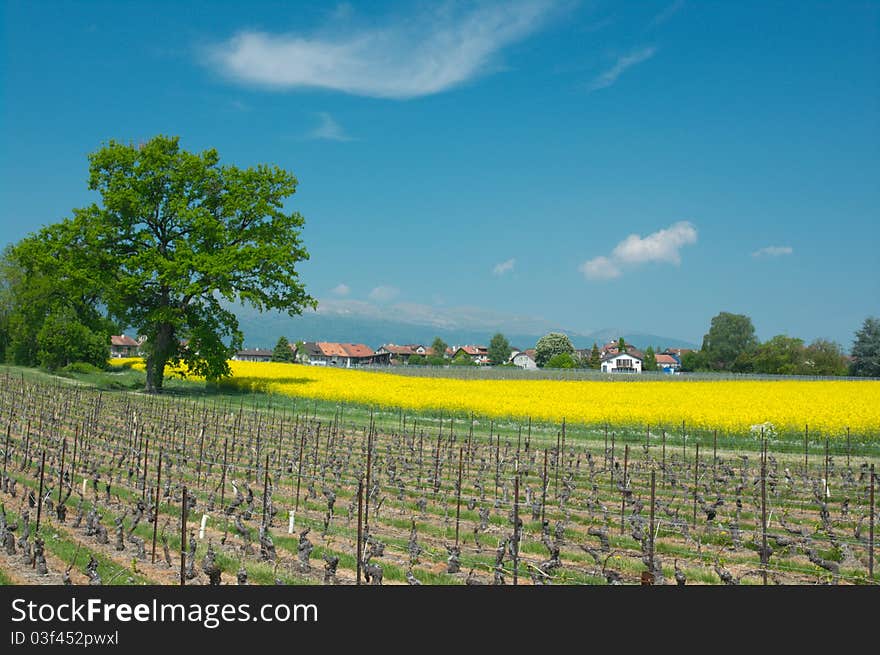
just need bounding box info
[145,323,174,394]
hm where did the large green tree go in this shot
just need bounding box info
[47,135,316,392]
[700,311,758,371]
[534,332,574,367]
[488,332,511,366]
[850,317,880,377]
[588,343,601,369]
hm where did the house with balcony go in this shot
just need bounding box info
[601,350,644,373]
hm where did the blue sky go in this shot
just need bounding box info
[1,0,878,347]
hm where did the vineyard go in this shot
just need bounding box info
[0,368,877,586]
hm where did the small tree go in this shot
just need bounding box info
[272,336,295,362]
[452,351,475,366]
[643,346,657,372]
[589,343,601,369]
[546,352,576,369]
[535,332,575,367]
[488,333,511,366]
[851,317,880,377]
[431,337,449,359]
[618,337,626,353]
[408,354,426,366]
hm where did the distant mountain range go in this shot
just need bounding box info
[235,306,698,352]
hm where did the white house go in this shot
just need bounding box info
[510,350,537,370]
[601,351,643,373]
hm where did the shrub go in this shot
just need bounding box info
[545,353,577,369]
[61,361,104,375]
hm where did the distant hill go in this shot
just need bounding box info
[234,307,698,352]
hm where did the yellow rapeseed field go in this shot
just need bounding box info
[112,359,880,436]
[215,361,880,436]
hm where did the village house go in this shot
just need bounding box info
[662,348,694,363]
[601,350,644,373]
[231,348,274,362]
[654,353,681,374]
[509,349,537,369]
[376,344,418,364]
[109,334,140,358]
[375,343,452,364]
[298,342,389,367]
[600,341,642,358]
[452,345,490,365]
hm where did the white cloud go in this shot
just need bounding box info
[752,245,793,258]
[368,285,400,302]
[308,112,351,141]
[579,256,621,280]
[203,1,559,99]
[492,258,516,276]
[611,221,697,266]
[589,46,656,91]
[580,221,697,280]
[331,283,350,296]
[650,0,685,27]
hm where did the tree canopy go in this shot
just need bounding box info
[803,339,848,376]
[431,337,448,359]
[1,232,113,370]
[25,135,315,391]
[701,311,758,371]
[488,332,511,366]
[535,332,574,367]
[850,317,880,377]
[588,343,601,369]
[272,336,296,363]
[643,346,657,372]
[679,350,706,372]
[748,335,805,375]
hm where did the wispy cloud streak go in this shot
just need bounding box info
[752,246,793,258]
[205,1,559,99]
[308,112,351,141]
[589,46,656,91]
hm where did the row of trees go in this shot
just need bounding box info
[681,312,880,377]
